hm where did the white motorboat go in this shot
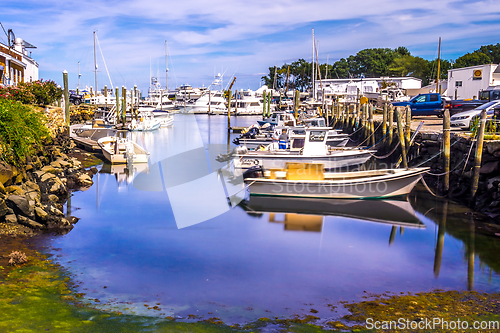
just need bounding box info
[233,89,265,115]
[98,136,149,164]
[234,127,374,170]
[128,112,162,131]
[156,113,174,127]
[244,164,429,199]
[181,90,227,114]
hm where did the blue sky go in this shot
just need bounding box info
[2,0,500,93]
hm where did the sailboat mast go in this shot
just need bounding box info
[436,37,441,95]
[312,28,315,101]
[165,40,168,93]
[93,31,98,97]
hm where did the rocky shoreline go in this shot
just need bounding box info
[0,106,100,237]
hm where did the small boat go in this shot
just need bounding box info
[234,127,374,170]
[257,112,296,127]
[244,163,429,199]
[98,136,149,164]
[128,112,161,131]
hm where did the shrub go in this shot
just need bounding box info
[0,99,50,164]
[0,80,62,106]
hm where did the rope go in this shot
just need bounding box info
[354,121,383,148]
[461,134,476,175]
[413,139,462,168]
[363,128,391,150]
[426,155,467,176]
[369,141,400,159]
[420,177,446,198]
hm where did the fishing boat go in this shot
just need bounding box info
[98,136,149,164]
[128,112,162,131]
[257,112,296,127]
[242,196,425,228]
[234,127,373,169]
[244,163,429,199]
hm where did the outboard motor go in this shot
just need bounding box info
[243,165,263,179]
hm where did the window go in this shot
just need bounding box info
[429,94,439,102]
[415,95,427,103]
[309,131,326,142]
[455,81,462,87]
[492,91,500,101]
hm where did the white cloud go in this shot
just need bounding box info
[1,0,499,90]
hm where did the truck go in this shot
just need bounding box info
[391,93,448,117]
[445,87,500,116]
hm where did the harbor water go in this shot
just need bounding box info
[35,114,500,324]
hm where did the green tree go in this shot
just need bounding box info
[476,43,500,64]
[454,52,491,69]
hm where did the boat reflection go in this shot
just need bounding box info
[240,196,425,231]
[99,163,149,191]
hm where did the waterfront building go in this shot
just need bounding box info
[447,63,500,100]
[0,35,38,86]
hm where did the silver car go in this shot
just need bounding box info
[450,100,500,130]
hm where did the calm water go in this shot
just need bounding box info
[37,114,500,324]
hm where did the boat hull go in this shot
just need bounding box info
[244,168,428,199]
[235,150,373,170]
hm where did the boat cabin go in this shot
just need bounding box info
[288,127,330,155]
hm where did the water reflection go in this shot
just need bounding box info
[42,115,500,323]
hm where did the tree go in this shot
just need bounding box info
[476,43,500,64]
[454,52,491,69]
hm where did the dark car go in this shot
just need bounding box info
[69,92,84,105]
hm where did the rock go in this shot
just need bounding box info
[41,165,60,174]
[55,158,71,168]
[485,141,500,155]
[90,167,98,174]
[4,214,17,223]
[41,173,56,182]
[14,173,23,184]
[78,173,93,186]
[49,205,64,217]
[35,207,48,221]
[0,198,9,218]
[50,160,62,168]
[49,182,65,194]
[5,185,25,196]
[0,162,13,185]
[6,195,32,217]
[23,181,41,201]
[487,176,500,190]
[18,216,44,229]
[479,161,499,174]
[47,194,59,202]
[0,182,6,194]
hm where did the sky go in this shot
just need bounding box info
[1,0,500,94]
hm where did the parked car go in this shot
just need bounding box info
[392,93,448,117]
[69,92,84,105]
[450,100,500,130]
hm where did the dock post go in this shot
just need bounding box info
[267,92,271,117]
[369,104,375,146]
[262,91,267,119]
[470,109,487,206]
[443,109,451,193]
[234,90,238,116]
[382,103,387,144]
[134,85,138,120]
[130,88,134,120]
[121,86,126,126]
[388,105,394,146]
[104,85,108,109]
[227,90,232,132]
[63,70,69,133]
[405,106,412,152]
[395,107,408,168]
[330,99,334,127]
[115,87,120,124]
[294,90,299,120]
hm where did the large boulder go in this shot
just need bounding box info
[0,198,9,218]
[6,195,33,217]
[0,162,13,185]
[18,216,44,229]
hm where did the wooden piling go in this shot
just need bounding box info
[227,90,232,131]
[104,85,108,109]
[405,105,412,151]
[294,90,300,120]
[382,103,387,140]
[262,91,267,119]
[63,70,69,132]
[470,109,487,205]
[134,85,138,119]
[443,109,451,193]
[267,92,271,117]
[369,104,375,146]
[121,86,126,125]
[395,107,408,168]
[388,105,394,146]
[115,87,120,124]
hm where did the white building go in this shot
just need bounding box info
[315,77,422,100]
[0,35,39,87]
[447,64,500,100]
